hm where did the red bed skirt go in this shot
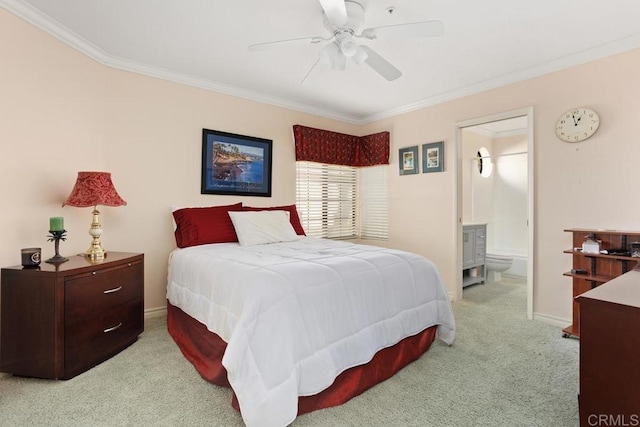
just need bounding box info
[167,302,437,415]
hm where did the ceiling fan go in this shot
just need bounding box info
[248,0,444,82]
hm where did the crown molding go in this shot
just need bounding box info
[0,0,364,125]
[463,126,494,138]
[4,0,640,127]
[0,0,109,63]
[494,128,527,138]
[465,126,527,139]
[104,55,362,124]
[493,128,527,139]
[363,32,640,123]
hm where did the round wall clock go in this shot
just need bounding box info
[555,107,600,142]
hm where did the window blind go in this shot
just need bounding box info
[296,161,388,240]
[358,165,389,240]
[296,162,357,239]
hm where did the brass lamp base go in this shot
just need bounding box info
[84,245,107,262]
[85,207,107,262]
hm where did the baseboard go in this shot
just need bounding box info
[533,312,571,329]
[502,272,526,279]
[144,306,167,319]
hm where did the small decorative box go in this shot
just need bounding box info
[582,237,601,254]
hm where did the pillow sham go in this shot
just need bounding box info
[228,210,300,246]
[173,203,242,248]
[242,204,306,235]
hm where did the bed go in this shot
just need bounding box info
[166,204,456,427]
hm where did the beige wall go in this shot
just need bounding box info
[0,11,107,268]
[363,48,640,323]
[3,8,640,324]
[0,10,359,311]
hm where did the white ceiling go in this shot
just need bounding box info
[4,0,640,124]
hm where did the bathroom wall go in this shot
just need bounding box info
[461,129,493,226]
[463,129,528,278]
[491,135,528,256]
[492,135,528,277]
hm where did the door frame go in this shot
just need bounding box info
[454,107,534,319]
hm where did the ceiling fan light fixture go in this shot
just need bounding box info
[360,28,377,40]
[339,36,358,57]
[319,42,340,64]
[352,45,368,64]
[331,52,347,70]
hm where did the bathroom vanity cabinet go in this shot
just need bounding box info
[563,228,640,338]
[463,224,487,287]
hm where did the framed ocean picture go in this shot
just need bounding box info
[201,129,273,197]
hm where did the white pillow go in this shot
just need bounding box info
[228,210,299,246]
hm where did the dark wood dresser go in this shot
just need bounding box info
[577,269,640,426]
[0,252,144,379]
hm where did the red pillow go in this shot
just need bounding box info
[242,204,306,236]
[173,203,243,248]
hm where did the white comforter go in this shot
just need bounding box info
[167,237,455,427]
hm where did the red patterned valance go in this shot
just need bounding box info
[293,125,389,167]
[358,132,390,167]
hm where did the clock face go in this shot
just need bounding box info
[555,108,600,142]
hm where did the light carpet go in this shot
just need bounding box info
[0,277,578,426]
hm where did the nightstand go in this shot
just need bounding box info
[0,252,144,379]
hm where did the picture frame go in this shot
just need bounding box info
[422,141,444,173]
[201,129,273,197]
[399,146,419,175]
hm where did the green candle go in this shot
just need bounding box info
[50,216,64,231]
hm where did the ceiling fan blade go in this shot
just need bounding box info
[360,45,402,81]
[248,35,327,52]
[301,58,322,84]
[318,0,348,26]
[359,20,444,40]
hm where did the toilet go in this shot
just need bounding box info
[486,252,513,282]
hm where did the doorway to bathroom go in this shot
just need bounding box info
[455,108,534,319]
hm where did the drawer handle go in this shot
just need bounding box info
[104,322,123,333]
[103,286,123,294]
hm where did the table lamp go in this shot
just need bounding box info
[62,171,127,261]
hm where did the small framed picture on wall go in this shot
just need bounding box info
[399,146,419,175]
[422,141,444,173]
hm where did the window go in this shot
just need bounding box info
[358,165,388,240]
[296,162,388,240]
[296,162,357,239]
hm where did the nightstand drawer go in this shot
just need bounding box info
[65,261,143,322]
[65,298,143,378]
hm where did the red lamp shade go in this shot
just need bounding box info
[62,172,127,208]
